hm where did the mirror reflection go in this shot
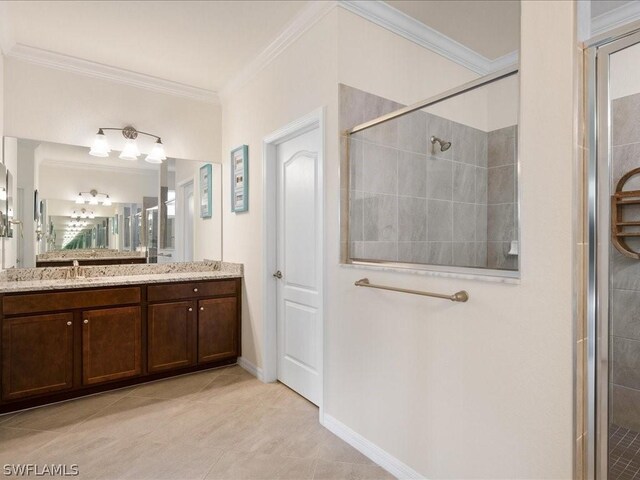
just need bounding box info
[2,138,220,268]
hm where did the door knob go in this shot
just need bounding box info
[200,307,204,311]
[188,307,193,312]
[193,288,198,293]
[273,270,282,279]
[67,321,72,326]
[83,319,88,324]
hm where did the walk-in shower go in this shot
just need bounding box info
[586,22,640,480]
[340,67,520,276]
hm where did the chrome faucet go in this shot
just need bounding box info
[67,260,83,280]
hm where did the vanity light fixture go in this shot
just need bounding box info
[71,208,95,220]
[75,190,112,206]
[89,125,167,163]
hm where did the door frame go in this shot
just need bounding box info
[262,107,325,415]
[585,21,640,480]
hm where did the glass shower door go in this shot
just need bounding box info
[595,33,640,480]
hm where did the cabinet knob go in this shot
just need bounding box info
[193,288,198,293]
[200,307,204,311]
[188,307,193,312]
[83,319,89,324]
[67,321,72,326]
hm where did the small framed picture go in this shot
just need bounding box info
[199,164,213,219]
[231,145,248,213]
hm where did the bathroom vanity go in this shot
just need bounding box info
[0,261,242,413]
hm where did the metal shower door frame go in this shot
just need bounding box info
[585,21,640,480]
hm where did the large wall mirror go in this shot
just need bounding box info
[2,137,221,268]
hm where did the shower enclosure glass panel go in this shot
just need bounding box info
[604,39,640,480]
[342,70,520,274]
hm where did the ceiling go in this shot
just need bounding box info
[591,0,635,18]
[387,0,520,60]
[2,1,520,95]
[2,1,308,92]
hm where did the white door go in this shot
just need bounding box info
[183,181,194,262]
[275,127,321,405]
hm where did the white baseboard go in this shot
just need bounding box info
[321,414,425,480]
[237,356,265,382]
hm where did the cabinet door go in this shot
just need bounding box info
[148,301,196,373]
[82,306,141,385]
[198,297,238,363]
[2,313,74,400]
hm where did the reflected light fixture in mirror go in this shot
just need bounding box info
[89,125,167,163]
[75,190,111,206]
[72,208,96,220]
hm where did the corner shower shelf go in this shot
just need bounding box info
[612,167,640,259]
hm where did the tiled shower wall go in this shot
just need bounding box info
[340,83,518,271]
[610,91,640,432]
[487,126,518,269]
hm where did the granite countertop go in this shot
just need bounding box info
[0,261,243,293]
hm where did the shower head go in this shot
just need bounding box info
[430,136,452,152]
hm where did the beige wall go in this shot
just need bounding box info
[221,9,339,368]
[0,52,5,266]
[37,164,157,205]
[3,58,220,162]
[610,41,640,100]
[221,3,575,478]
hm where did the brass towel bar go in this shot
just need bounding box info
[354,278,469,303]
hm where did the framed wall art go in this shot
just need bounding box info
[231,145,248,213]
[199,163,212,219]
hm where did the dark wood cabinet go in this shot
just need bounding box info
[82,306,142,385]
[0,277,241,413]
[198,297,238,364]
[148,301,196,373]
[2,312,74,400]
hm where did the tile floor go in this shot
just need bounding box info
[610,424,640,480]
[0,365,393,480]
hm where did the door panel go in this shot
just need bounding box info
[198,297,237,363]
[603,39,640,480]
[2,312,74,400]
[148,301,196,373]
[82,306,141,385]
[276,127,321,405]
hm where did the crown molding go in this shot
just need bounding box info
[6,43,220,104]
[339,0,517,75]
[591,1,640,37]
[41,158,159,176]
[220,0,337,98]
[220,0,518,98]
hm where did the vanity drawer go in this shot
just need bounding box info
[3,287,141,316]
[147,280,237,302]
